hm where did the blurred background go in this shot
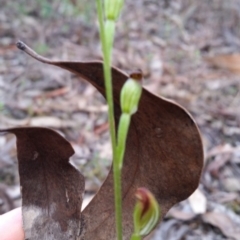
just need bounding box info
[1,0,240,239]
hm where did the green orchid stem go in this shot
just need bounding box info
[113,113,131,240]
[96,0,116,152]
[117,113,131,169]
[113,154,123,240]
[96,1,122,240]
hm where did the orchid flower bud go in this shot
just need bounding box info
[120,70,143,115]
[104,0,124,20]
[133,188,160,236]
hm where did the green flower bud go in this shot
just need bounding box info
[120,71,143,115]
[105,0,124,20]
[133,188,160,236]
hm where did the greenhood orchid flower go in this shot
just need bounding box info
[120,71,143,115]
[131,188,160,239]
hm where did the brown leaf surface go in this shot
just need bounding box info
[0,127,85,240]
[205,54,240,75]
[202,212,240,240]
[16,41,203,239]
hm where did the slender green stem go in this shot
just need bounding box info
[96,1,122,239]
[113,153,123,240]
[96,0,116,152]
[117,113,131,169]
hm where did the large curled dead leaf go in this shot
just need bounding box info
[0,127,84,240]
[6,41,203,239]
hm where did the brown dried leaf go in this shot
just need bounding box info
[205,54,240,75]
[167,208,196,221]
[202,212,240,240]
[0,127,85,240]
[16,41,203,239]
